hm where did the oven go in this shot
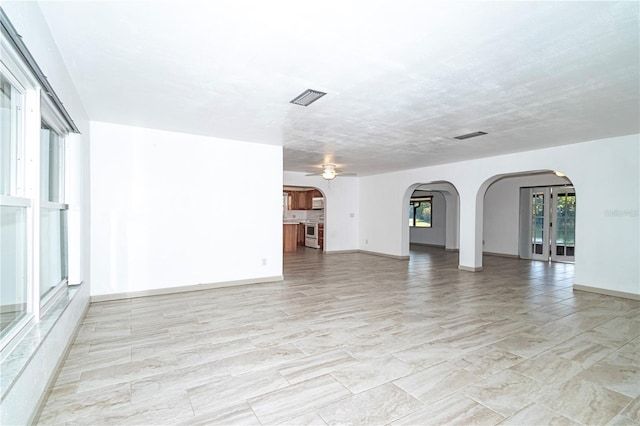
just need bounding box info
[304,222,320,248]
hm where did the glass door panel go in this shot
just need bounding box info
[530,189,549,261]
[552,189,576,262]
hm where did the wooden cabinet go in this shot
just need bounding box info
[287,191,302,210]
[297,223,305,245]
[286,190,315,210]
[283,224,298,252]
[289,192,299,210]
[301,191,312,209]
[301,192,308,209]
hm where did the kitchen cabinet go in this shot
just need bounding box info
[297,223,305,245]
[287,191,303,210]
[283,224,298,252]
[286,190,314,210]
[302,191,312,209]
[285,189,324,211]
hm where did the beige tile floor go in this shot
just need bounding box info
[38,246,640,425]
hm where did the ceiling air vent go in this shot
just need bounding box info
[290,89,326,106]
[454,131,488,140]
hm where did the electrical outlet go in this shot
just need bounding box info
[365,239,368,244]
[262,258,267,266]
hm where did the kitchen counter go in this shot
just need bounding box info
[283,220,324,224]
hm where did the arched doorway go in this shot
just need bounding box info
[283,185,326,252]
[480,170,576,263]
[402,181,460,258]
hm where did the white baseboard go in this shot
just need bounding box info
[483,251,519,259]
[90,275,284,303]
[324,249,359,255]
[410,243,445,248]
[358,250,410,260]
[458,265,484,272]
[573,284,640,301]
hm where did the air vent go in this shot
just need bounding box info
[454,131,488,140]
[290,89,326,106]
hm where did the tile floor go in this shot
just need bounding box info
[37,246,640,425]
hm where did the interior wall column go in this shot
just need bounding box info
[444,191,459,251]
[457,185,484,271]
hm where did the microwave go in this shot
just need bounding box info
[312,197,324,209]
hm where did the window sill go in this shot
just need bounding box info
[0,284,83,401]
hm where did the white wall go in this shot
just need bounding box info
[90,121,283,297]
[483,174,569,256]
[360,134,640,296]
[0,2,91,424]
[409,191,446,246]
[283,172,359,252]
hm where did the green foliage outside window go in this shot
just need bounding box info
[409,197,432,227]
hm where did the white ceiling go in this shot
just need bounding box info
[37,0,639,176]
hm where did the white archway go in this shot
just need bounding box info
[401,181,460,258]
[474,169,576,267]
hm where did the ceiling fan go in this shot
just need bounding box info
[306,164,357,180]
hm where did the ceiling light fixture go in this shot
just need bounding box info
[454,131,488,140]
[290,89,327,106]
[321,164,337,180]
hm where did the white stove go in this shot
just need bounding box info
[304,221,320,248]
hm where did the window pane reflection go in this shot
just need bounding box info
[0,206,27,337]
[1,73,22,196]
[40,208,68,300]
[40,124,63,203]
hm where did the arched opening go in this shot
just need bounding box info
[479,170,576,264]
[282,185,326,253]
[402,181,460,260]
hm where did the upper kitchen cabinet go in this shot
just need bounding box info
[284,188,324,210]
[288,191,306,210]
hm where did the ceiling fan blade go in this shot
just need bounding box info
[336,172,358,176]
[305,172,322,176]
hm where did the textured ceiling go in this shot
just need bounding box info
[36,0,639,176]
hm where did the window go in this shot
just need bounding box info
[40,122,64,203]
[39,116,68,304]
[0,69,22,195]
[409,197,432,227]
[0,12,77,349]
[0,67,28,340]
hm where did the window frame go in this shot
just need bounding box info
[39,96,70,312]
[0,26,75,351]
[0,60,26,197]
[0,38,35,350]
[409,196,433,228]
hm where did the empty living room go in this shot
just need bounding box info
[1,1,638,425]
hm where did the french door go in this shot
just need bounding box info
[529,187,576,262]
[551,189,576,262]
[530,189,550,261]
